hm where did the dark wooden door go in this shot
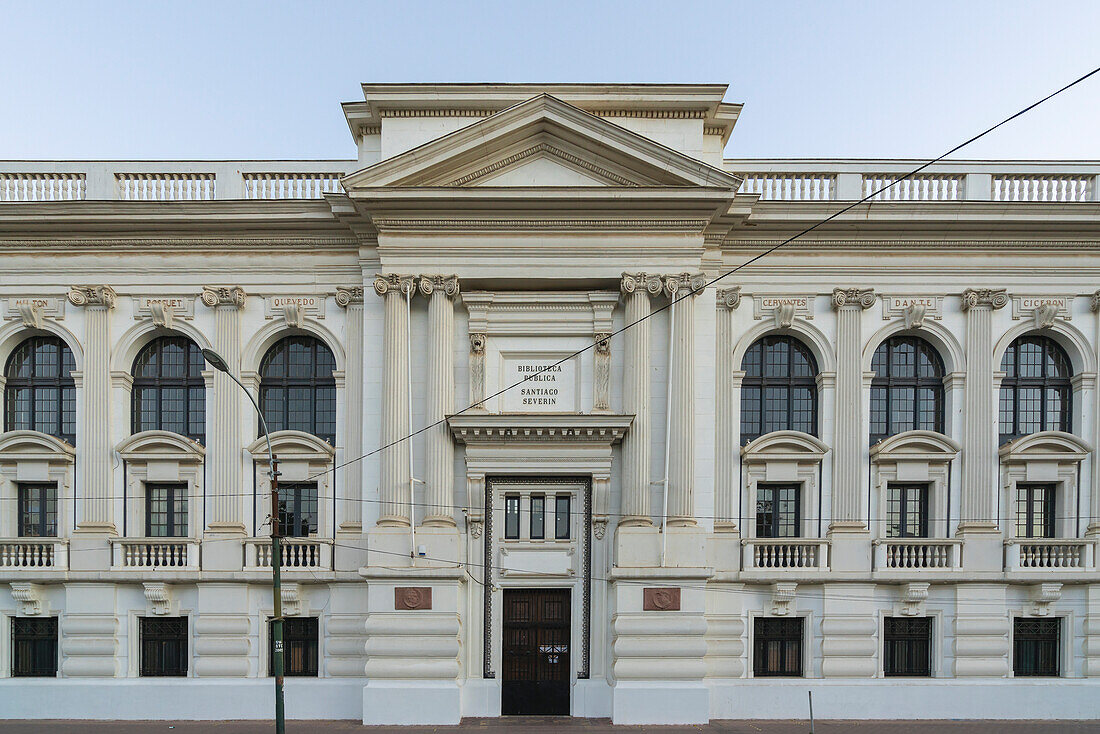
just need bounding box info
[501,588,571,715]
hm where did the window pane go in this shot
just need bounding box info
[1014,618,1060,677]
[271,617,319,676]
[530,496,544,539]
[753,618,803,677]
[884,617,932,677]
[504,495,519,539]
[12,617,58,677]
[555,495,570,540]
[140,617,188,676]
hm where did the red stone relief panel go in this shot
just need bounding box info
[642,587,681,611]
[394,587,433,610]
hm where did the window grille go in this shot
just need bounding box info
[1014,618,1060,677]
[740,335,818,444]
[883,616,932,676]
[131,336,206,442]
[4,335,76,444]
[999,335,1072,443]
[11,617,58,677]
[870,336,944,443]
[140,616,188,676]
[259,336,337,444]
[270,617,318,676]
[753,617,803,677]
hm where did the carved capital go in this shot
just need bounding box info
[469,332,487,355]
[200,286,246,309]
[716,286,742,310]
[334,286,364,307]
[373,274,415,297]
[961,288,1008,311]
[68,285,117,309]
[831,287,875,310]
[620,272,663,298]
[1091,290,1100,313]
[418,275,460,299]
[663,272,707,297]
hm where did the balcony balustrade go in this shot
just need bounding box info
[243,537,332,571]
[1005,538,1096,571]
[110,538,198,569]
[742,538,829,570]
[0,538,67,569]
[873,538,962,570]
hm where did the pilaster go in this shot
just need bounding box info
[419,274,459,528]
[714,286,741,531]
[336,286,368,571]
[373,274,416,528]
[664,273,706,528]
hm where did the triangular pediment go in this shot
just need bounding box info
[342,94,740,190]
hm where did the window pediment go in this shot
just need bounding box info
[116,430,205,462]
[999,430,1091,464]
[0,430,75,462]
[247,430,336,460]
[741,430,829,462]
[871,430,960,464]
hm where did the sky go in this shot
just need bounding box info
[2,1,1099,161]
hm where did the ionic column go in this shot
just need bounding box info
[715,287,742,530]
[374,274,416,527]
[336,286,365,531]
[68,286,116,530]
[830,287,876,526]
[664,273,706,526]
[619,273,663,526]
[420,275,459,527]
[960,288,1008,530]
[200,286,246,532]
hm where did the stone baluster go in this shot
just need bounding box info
[419,275,459,527]
[67,286,116,530]
[374,274,416,527]
[664,273,707,526]
[200,286,246,534]
[336,286,365,531]
[830,287,876,526]
[715,287,742,530]
[619,273,663,526]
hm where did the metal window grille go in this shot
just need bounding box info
[146,482,188,537]
[1016,483,1056,539]
[756,483,801,538]
[277,482,319,537]
[4,335,77,445]
[999,335,1072,443]
[886,483,929,538]
[740,335,818,444]
[270,617,318,676]
[140,616,188,677]
[1013,618,1060,677]
[883,616,932,676]
[131,336,206,443]
[259,336,337,444]
[18,482,57,537]
[753,617,803,677]
[870,336,945,444]
[11,617,58,677]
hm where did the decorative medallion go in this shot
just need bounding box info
[395,586,432,610]
[643,587,681,611]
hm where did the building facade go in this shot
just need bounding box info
[1,84,1100,724]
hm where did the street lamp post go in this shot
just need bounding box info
[202,348,285,734]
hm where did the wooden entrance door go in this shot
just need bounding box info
[501,588,571,715]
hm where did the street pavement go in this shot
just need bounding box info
[2,720,1100,733]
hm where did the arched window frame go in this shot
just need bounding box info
[998,334,1072,444]
[4,335,77,445]
[869,335,946,445]
[739,334,819,445]
[258,335,337,445]
[131,336,207,443]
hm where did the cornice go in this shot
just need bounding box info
[370,217,710,232]
[448,413,633,444]
[721,238,1100,251]
[0,236,358,251]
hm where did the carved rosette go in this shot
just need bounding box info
[663,272,707,297]
[831,287,876,310]
[373,274,415,297]
[67,285,117,309]
[418,274,460,299]
[716,286,742,310]
[961,288,1008,311]
[334,286,364,307]
[620,272,664,298]
[200,286,246,309]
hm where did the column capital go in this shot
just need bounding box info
[335,286,364,307]
[663,272,707,297]
[1090,289,1100,312]
[620,272,663,298]
[417,274,460,299]
[961,288,1008,311]
[67,285,117,309]
[831,287,875,310]
[199,285,246,309]
[373,274,415,297]
[716,286,742,310]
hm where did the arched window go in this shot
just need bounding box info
[259,336,336,444]
[999,334,1072,442]
[870,335,945,444]
[4,336,77,445]
[740,335,818,444]
[132,336,206,443]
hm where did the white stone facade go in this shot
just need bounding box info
[0,84,1099,723]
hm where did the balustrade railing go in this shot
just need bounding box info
[874,538,961,570]
[0,173,86,201]
[993,174,1092,202]
[738,173,835,200]
[244,172,343,199]
[743,538,828,570]
[117,172,216,201]
[110,538,198,568]
[863,174,965,201]
[0,538,67,568]
[1005,539,1095,571]
[244,537,332,570]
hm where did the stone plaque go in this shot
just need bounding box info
[752,294,814,321]
[501,355,577,413]
[133,295,195,320]
[394,587,432,610]
[1012,295,1072,321]
[643,587,681,611]
[263,295,326,320]
[4,296,65,321]
[882,295,942,320]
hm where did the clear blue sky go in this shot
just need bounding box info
[2,0,1099,161]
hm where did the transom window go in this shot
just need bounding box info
[4,335,76,445]
[753,617,803,677]
[18,482,57,537]
[278,482,318,537]
[999,335,1072,443]
[140,616,188,677]
[259,336,336,444]
[1016,483,1055,539]
[886,483,928,538]
[884,616,932,677]
[1014,618,1060,677]
[503,492,571,541]
[147,482,188,538]
[11,617,58,677]
[756,484,800,538]
[132,336,206,443]
[740,335,818,444]
[270,617,318,677]
[870,336,944,443]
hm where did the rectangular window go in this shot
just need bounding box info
[753,617,803,677]
[530,495,545,539]
[146,482,187,538]
[504,495,520,539]
[11,617,58,677]
[1014,618,1060,677]
[1016,483,1055,539]
[886,484,928,538]
[555,495,570,540]
[278,482,318,537]
[270,617,319,676]
[756,484,800,538]
[140,616,188,677]
[18,482,57,537]
[883,616,932,676]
